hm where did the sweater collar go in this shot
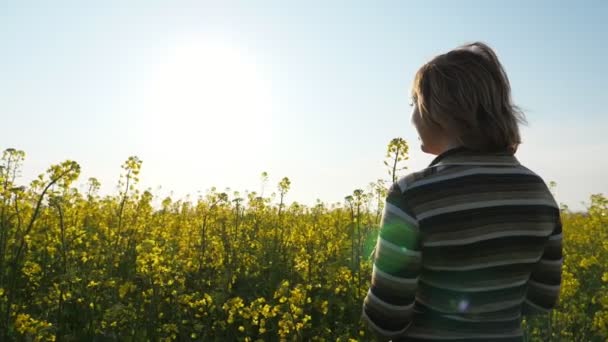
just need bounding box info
[428,146,520,167]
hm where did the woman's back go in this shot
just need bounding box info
[362,42,562,341]
[398,147,560,340]
[363,147,562,341]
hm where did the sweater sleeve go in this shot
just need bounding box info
[523,214,563,315]
[361,182,422,339]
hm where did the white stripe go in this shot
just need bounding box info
[437,161,520,166]
[366,289,416,312]
[442,312,522,322]
[415,296,524,316]
[470,298,525,313]
[523,298,550,313]
[385,202,419,228]
[397,178,408,192]
[378,237,421,257]
[408,167,535,190]
[538,258,563,266]
[420,277,528,292]
[417,199,559,220]
[373,264,419,285]
[361,309,411,337]
[397,173,416,193]
[424,229,552,247]
[405,329,523,340]
[396,174,416,192]
[425,257,541,271]
[548,233,562,241]
[529,279,560,292]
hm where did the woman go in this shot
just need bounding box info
[362,42,563,341]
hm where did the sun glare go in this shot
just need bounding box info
[135,38,274,168]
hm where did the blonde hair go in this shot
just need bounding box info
[411,42,526,154]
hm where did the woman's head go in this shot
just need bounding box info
[410,42,526,155]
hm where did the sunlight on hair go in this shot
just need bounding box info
[459,44,488,59]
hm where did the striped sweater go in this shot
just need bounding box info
[362,147,563,341]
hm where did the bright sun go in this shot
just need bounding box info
[136,38,274,167]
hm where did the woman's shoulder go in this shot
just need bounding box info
[395,161,552,194]
[394,167,440,193]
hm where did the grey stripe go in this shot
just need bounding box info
[405,328,523,340]
[362,309,411,337]
[438,160,520,166]
[397,173,418,192]
[418,199,559,220]
[366,289,415,311]
[442,312,522,322]
[549,233,562,241]
[529,279,560,292]
[385,202,418,228]
[424,229,553,247]
[408,167,535,191]
[373,265,418,285]
[415,295,524,315]
[378,237,422,256]
[420,277,529,292]
[471,297,525,313]
[424,256,541,271]
[538,258,563,267]
[523,298,550,313]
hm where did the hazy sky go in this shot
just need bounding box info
[1,1,606,211]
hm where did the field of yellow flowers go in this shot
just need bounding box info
[0,145,606,341]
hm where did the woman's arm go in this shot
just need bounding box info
[523,216,563,315]
[361,182,421,340]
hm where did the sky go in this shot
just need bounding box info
[1,0,606,211]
